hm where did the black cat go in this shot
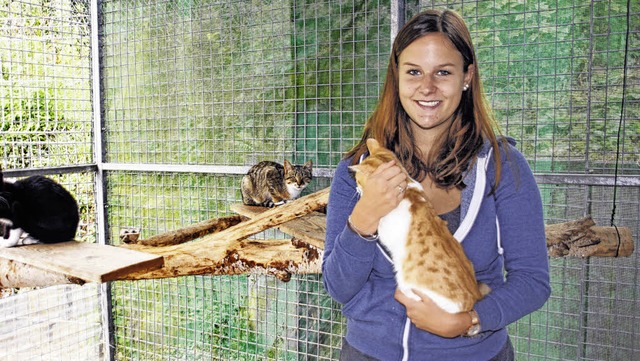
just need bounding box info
[0,168,79,247]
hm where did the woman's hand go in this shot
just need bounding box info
[349,161,407,234]
[394,289,472,338]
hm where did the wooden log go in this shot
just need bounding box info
[126,215,245,247]
[118,188,330,281]
[188,187,329,249]
[563,226,633,258]
[545,216,634,258]
[546,217,596,257]
[117,238,321,282]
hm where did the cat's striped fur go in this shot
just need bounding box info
[241,160,312,207]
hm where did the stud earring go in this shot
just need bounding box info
[463,84,469,91]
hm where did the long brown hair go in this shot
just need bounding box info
[346,9,504,189]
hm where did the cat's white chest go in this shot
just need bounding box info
[377,181,422,260]
[286,183,304,199]
[377,198,412,265]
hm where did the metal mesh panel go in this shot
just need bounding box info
[515,183,640,361]
[102,0,296,165]
[101,0,389,170]
[0,284,103,360]
[106,167,337,359]
[113,275,343,360]
[412,0,639,175]
[0,0,93,169]
[291,0,390,166]
[102,0,639,360]
[0,1,103,360]
[101,1,385,357]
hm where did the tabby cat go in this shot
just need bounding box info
[241,160,313,207]
[350,139,487,313]
[0,168,80,247]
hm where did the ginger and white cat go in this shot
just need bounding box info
[350,138,488,313]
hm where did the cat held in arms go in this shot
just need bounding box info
[350,139,489,314]
[0,167,80,248]
[241,160,313,207]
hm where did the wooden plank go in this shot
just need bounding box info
[0,241,164,283]
[230,204,326,250]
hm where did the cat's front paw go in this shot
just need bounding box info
[0,228,40,247]
[18,236,42,246]
[0,238,17,248]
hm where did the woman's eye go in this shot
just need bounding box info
[437,70,451,76]
[408,69,421,76]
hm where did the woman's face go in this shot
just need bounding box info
[398,32,474,136]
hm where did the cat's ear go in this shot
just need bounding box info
[366,138,380,153]
[283,160,293,172]
[304,160,313,169]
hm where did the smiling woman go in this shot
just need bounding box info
[323,9,551,361]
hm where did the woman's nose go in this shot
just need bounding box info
[418,76,435,93]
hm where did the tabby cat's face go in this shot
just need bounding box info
[284,160,313,191]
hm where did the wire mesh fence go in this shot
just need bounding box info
[0,0,638,360]
[0,0,93,169]
[0,284,103,361]
[0,1,101,360]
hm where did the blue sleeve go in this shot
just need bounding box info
[322,159,378,305]
[475,144,551,331]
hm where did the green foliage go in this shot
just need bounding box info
[113,275,327,361]
[411,1,638,174]
[102,0,296,165]
[1,90,72,168]
[0,0,92,169]
[292,0,391,165]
